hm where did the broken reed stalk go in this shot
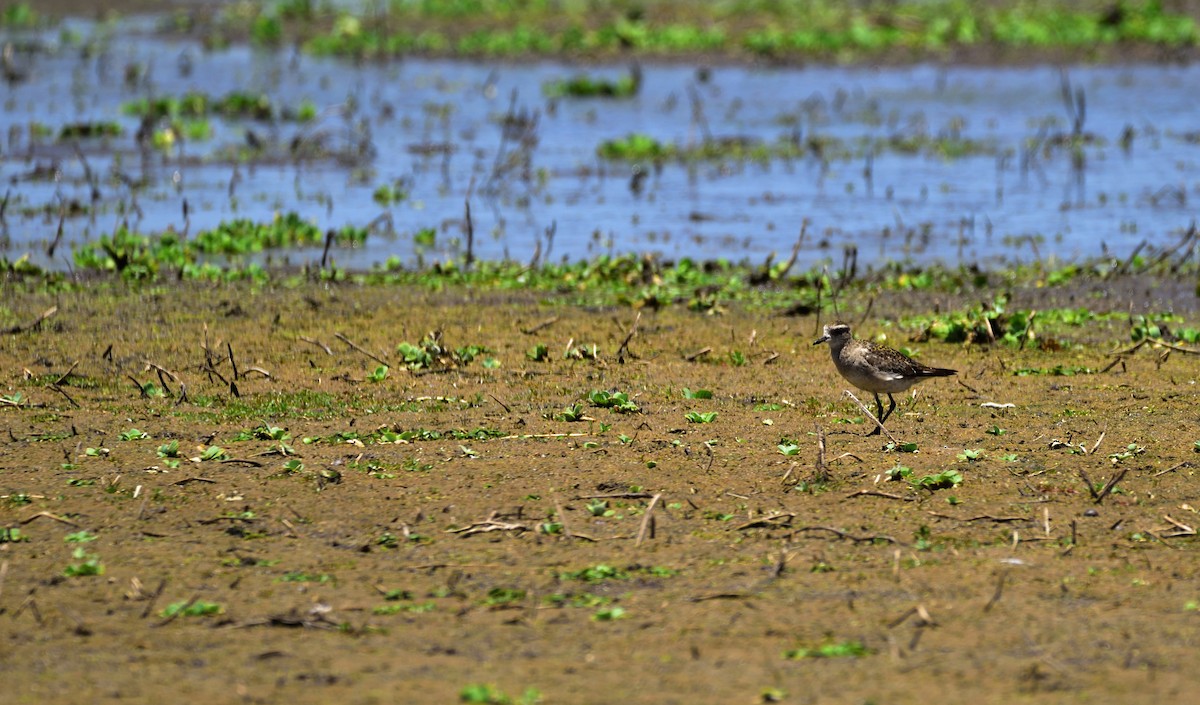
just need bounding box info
[1080,467,1129,504]
[635,493,662,547]
[320,230,333,269]
[52,360,79,386]
[299,336,333,355]
[334,332,389,368]
[551,500,571,536]
[519,316,559,335]
[983,571,1008,612]
[139,578,169,619]
[793,525,904,545]
[226,342,239,381]
[2,306,57,334]
[615,311,641,362]
[464,198,474,269]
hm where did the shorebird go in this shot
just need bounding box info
[813,322,956,435]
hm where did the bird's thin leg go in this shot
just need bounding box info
[867,393,885,436]
[883,394,897,423]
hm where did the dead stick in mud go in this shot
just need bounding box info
[1106,339,1148,358]
[734,513,795,531]
[1151,339,1200,355]
[48,384,80,408]
[334,332,389,368]
[926,512,1025,523]
[552,498,586,541]
[145,361,182,385]
[320,229,334,269]
[156,368,174,396]
[139,578,169,618]
[13,593,44,626]
[771,220,808,279]
[615,311,641,362]
[226,342,239,381]
[464,198,475,269]
[152,594,199,628]
[987,570,1008,614]
[127,375,150,397]
[635,493,662,547]
[685,347,711,362]
[844,490,911,501]
[842,390,899,444]
[1154,461,1192,477]
[573,491,654,501]
[47,210,65,259]
[488,394,511,413]
[2,306,57,335]
[20,511,79,527]
[299,336,333,355]
[52,360,79,386]
[519,316,559,335]
[1085,467,1128,504]
[794,526,904,545]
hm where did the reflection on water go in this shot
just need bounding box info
[3,16,1199,271]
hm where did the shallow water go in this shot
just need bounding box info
[3,15,1199,271]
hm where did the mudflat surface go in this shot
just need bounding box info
[1,281,1199,704]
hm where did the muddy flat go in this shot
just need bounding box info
[1,281,1198,704]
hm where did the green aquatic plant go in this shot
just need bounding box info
[784,639,870,660]
[544,66,641,98]
[159,600,223,618]
[0,527,29,543]
[57,122,122,140]
[1,2,39,28]
[120,91,312,122]
[63,548,104,577]
[597,133,673,161]
[914,469,963,490]
[588,389,639,413]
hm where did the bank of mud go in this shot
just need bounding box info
[1,281,1198,703]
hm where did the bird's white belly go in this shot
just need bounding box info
[838,363,913,394]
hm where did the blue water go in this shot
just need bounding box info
[3,16,1199,271]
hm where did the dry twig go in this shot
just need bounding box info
[635,493,662,547]
[735,512,795,531]
[334,332,389,368]
[794,525,905,545]
[447,513,528,537]
[2,306,57,334]
[842,390,899,443]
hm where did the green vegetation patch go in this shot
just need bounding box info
[121,91,316,122]
[190,1,1200,63]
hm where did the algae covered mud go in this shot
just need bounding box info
[4,1,1200,274]
[2,279,1200,704]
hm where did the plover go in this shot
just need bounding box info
[813,322,956,434]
